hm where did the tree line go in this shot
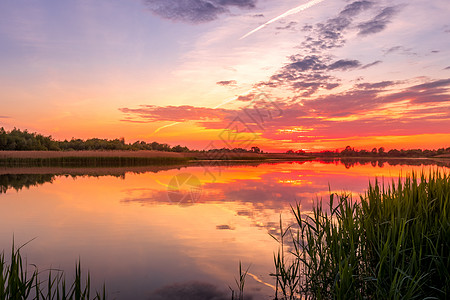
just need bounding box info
[2,127,447,156]
[0,127,190,152]
[204,146,262,153]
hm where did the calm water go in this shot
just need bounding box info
[0,159,448,299]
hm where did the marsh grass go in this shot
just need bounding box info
[230,262,250,300]
[0,156,188,168]
[270,170,449,299]
[0,241,106,300]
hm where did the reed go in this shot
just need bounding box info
[230,261,250,300]
[270,170,449,299]
[0,241,106,300]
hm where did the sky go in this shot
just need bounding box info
[0,0,449,152]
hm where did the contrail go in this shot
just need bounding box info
[152,121,181,135]
[240,0,325,40]
[213,88,256,109]
[150,1,325,135]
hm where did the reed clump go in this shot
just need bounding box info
[0,242,106,300]
[271,170,449,299]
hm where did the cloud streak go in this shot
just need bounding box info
[361,60,382,69]
[240,0,326,39]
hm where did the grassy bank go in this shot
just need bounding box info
[0,156,189,168]
[269,170,449,299]
[0,150,314,167]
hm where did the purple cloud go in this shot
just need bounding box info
[216,80,237,86]
[357,6,401,36]
[144,0,257,23]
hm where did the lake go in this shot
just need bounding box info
[0,159,448,299]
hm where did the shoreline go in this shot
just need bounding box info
[2,150,448,159]
[0,150,448,168]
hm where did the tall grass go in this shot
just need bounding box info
[230,262,250,300]
[0,241,106,300]
[270,170,449,299]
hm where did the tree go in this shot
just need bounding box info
[172,145,189,152]
[251,146,261,153]
[388,149,401,157]
[341,146,356,156]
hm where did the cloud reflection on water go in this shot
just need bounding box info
[119,159,449,245]
[0,159,448,299]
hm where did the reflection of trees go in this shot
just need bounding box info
[0,173,124,194]
[0,174,55,193]
[316,146,450,158]
[315,158,450,169]
[0,165,191,194]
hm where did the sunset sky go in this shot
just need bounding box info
[0,0,449,151]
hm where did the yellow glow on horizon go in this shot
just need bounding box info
[277,127,314,134]
[298,133,450,152]
[277,179,313,186]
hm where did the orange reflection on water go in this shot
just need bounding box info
[0,159,447,299]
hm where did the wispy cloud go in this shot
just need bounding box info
[275,21,298,31]
[251,1,405,98]
[383,45,416,56]
[328,59,361,70]
[357,6,401,36]
[355,80,397,90]
[216,80,237,86]
[144,0,257,23]
[119,105,232,122]
[409,78,450,90]
[301,1,375,51]
[361,60,382,69]
[258,55,361,96]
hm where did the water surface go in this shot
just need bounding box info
[0,159,447,299]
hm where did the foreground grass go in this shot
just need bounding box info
[269,170,449,299]
[0,242,105,300]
